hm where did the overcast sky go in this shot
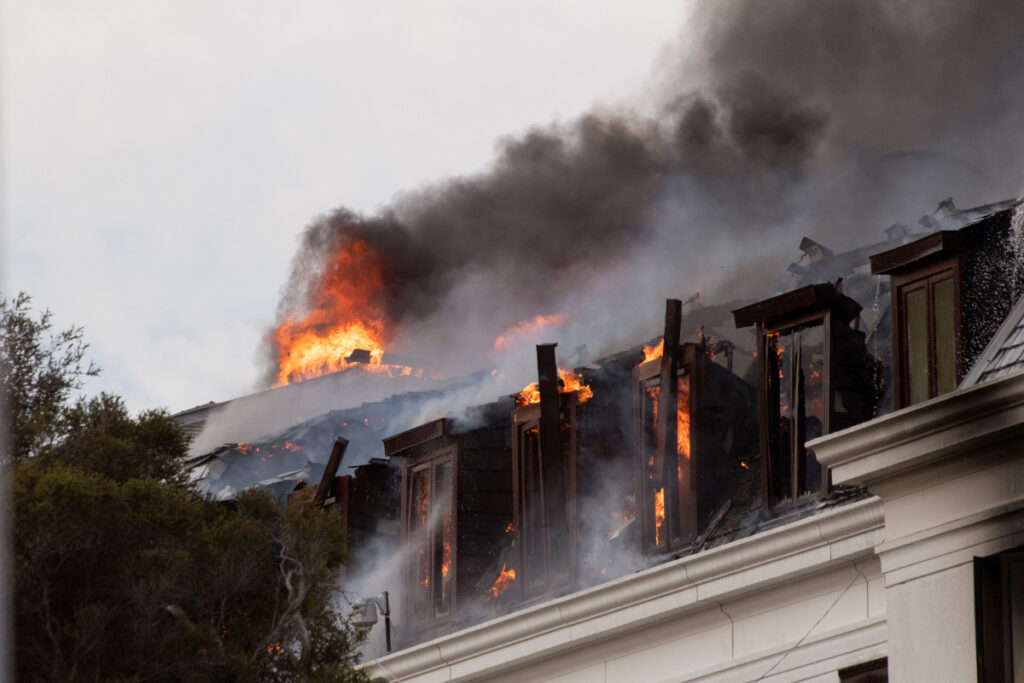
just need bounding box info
[2,1,691,413]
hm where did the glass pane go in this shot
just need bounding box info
[433,460,454,616]
[934,278,956,395]
[797,325,825,495]
[410,467,430,621]
[771,333,793,498]
[522,427,546,587]
[905,288,929,404]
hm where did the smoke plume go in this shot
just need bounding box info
[264,0,1024,386]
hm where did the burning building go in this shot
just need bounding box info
[173,198,1024,682]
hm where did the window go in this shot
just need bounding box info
[635,351,696,554]
[403,448,456,627]
[762,320,827,501]
[733,284,875,505]
[838,658,888,682]
[976,548,1024,681]
[896,265,958,406]
[513,397,576,598]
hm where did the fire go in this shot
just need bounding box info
[270,238,418,386]
[493,314,565,353]
[642,339,664,364]
[653,488,665,546]
[516,367,593,406]
[491,562,517,598]
[677,378,691,461]
[441,515,452,579]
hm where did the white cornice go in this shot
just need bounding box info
[366,497,883,682]
[811,371,1024,487]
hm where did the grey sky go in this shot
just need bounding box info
[2,1,688,413]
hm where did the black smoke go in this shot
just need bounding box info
[266,0,1024,384]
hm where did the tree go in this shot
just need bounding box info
[1,292,99,464]
[6,293,369,682]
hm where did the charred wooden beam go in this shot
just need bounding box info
[535,343,569,559]
[657,299,681,543]
[314,437,349,505]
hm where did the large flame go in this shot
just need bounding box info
[516,367,594,407]
[270,238,416,386]
[491,562,517,598]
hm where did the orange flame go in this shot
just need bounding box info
[441,515,452,579]
[516,367,594,406]
[653,488,665,546]
[491,562,517,598]
[642,339,664,364]
[677,379,691,461]
[270,238,419,386]
[493,314,565,353]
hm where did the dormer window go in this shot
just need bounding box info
[635,346,696,554]
[405,446,456,626]
[512,395,577,598]
[383,402,515,643]
[871,235,962,408]
[871,203,1023,409]
[733,283,875,505]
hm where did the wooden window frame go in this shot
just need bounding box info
[400,445,458,630]
[512,395,577,600]
[758,310,832,506]
[891,256,961,408]
[634,349,698,555]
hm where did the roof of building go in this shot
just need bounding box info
[962,289,1024,387]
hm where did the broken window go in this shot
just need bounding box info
[404,448,456,627]
[763,321,827,499]
[733,283,875,505]
[513,397,576,599]
[635,352,696,554]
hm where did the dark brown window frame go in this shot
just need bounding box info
[758,310,832,505]
[512,395,577,600]
[634,348,698,555]
[400,444,458,630]
[890,256,961,408]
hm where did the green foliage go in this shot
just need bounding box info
[7,292,370,682]
[1,292,99,463]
